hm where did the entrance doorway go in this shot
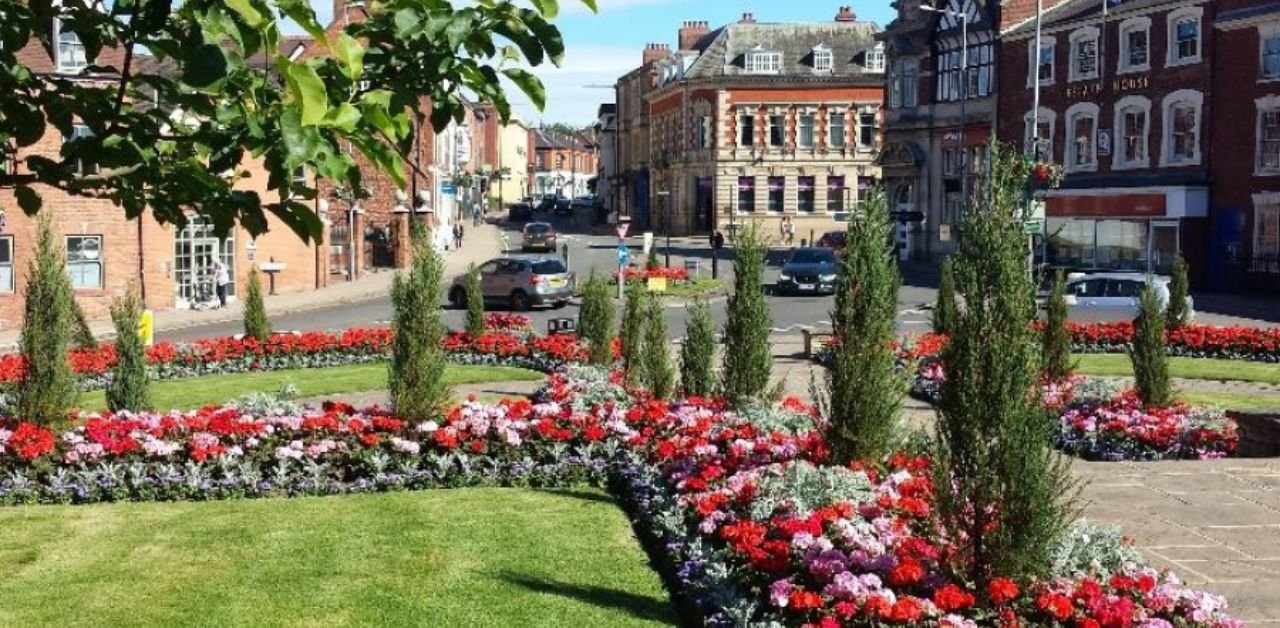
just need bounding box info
[174,217,235,309]
[1149,221,1180,275]
[695,177,713,232]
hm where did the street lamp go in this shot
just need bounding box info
[919,3,969,219]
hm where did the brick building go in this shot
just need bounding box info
[640,8,885,239]
[1210,0,1280,294]
[879,0,1006,261]
[0,19,323,329]
[529,128,598,199]
[614,48,663,230]
[997,0,1214,281]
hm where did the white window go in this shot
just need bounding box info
[828,111,846,148]
[1262,28,1280,80]
[1065,103,1099,172]
[64,124,98,175]
[1028,38,1056,86]
[1113,96,1151,169]
[798,113,815,148]
[1167,8,1202,66]
[1258,96,1280,174]
[1255,202,1280,269]
[1161,90,1203,166]
[738,112,756,147]
[812,46,833,73]
[865,43,886,73]
[0,236,12,293]
[66,235,103,290]
[858,111,877,148]
[55,20,88,73]
[1069,28,1099,81]
[1119,17,1152,74]
[746,49,782,74]
[1024,108,1055,161]
[768,114,785,148]
[890,59,918,108]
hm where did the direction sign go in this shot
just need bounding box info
[616,222,630,240]
[1023,219,1044,235]
[617,244,630,266]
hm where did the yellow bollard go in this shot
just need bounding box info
[138,309,154,347]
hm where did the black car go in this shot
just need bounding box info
[536,195,557,212]
[815,231,847,252]
[553,197,572,214]
[776,247,839,295]
[508,202,533,222]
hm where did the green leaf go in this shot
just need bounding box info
[275,0,329,45]
[279,110,326,169]
[318,103,361,132]
[279,61,330,126]
[182,44,230,89]
[224,0,267,28]
[334,33,365,81]
[579,0,598,11]
[502,68,546,111]
[14,186,41,215]
[531,0,559,19]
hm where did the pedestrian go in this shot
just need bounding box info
[782,217,796,247]
[212,259,230,308]
[453,223,464,250]
[473,207,482,227]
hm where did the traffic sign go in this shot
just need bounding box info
[617,244,630,265]
[1023,219,1044,235]
[616,222,630,240]
[441,182,456,196]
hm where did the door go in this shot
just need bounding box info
[1149,222,1179,275]
[1105,278,1145,320]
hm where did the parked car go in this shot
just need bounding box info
[521,222,558,252]
[536,195,557,212]
[776,247,839,295]
[815,230,847,252]
[449,257,575,311]
[553,196,573,214]
[1054,272,1195,322]
[507,202,533,222]
[570,195,597,209]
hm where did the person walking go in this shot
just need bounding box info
[212,259,230,308]
[453,223,464,250]
[781,216,796,247]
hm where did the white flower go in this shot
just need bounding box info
[417,421,440,433]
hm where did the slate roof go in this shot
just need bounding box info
[683,21,882,80]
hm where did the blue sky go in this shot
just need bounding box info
[312,1,898,126]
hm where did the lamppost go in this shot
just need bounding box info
[920,3,969,218]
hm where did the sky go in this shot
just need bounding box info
[310,0,898,126]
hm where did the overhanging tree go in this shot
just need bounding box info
[720,223,772,402]
[0,0,593,239]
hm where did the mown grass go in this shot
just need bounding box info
[1182,391,1280,412]
[1075,354,1280,385]
[77,363,544,412]
[0,488,674,628]
[659,278,724,299]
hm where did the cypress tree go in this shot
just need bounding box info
[641,292,674,399]
[680,297,716,398]
[578,271,615,366]
[933,142,1079,589]
[465,263,486,338]
[17,214,77,425]
[1131,282,1172,407]
[620,281,646,381]
[243,268,271,343]
[645,250,660,272]
[106,287,150,412]
[933,257,958,335]
[1165,254,1190,328]
[389,224,451,420]
[70,297,98,350]
[1042,270,1075,383]
[826,187,905,464]
[720,223,773,403]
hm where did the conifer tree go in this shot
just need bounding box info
[720,224,772,402]
[645,250,660,272]
[1131,282,1172,407]
[826,188,904,464]
[1042,270,1075,383]
[641,292,674,399]
[1165,254,1190,328]
[933,257,958,335]
[465,263,486,338]
[243,269,271,342]
[620,281,646,381]
[17,215,77,425]
[389,225,450,420]
[70,297,98,350]
[933,142,1080,589]
[680,297,716,398]
[578,271,615,366]
[106,287,150,412]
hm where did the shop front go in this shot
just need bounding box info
[1043,187,1207,277]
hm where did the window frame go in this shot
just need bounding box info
[1261,24,1280,81]
[826,176,846,212]
[1027,37,1057,87]
[812,46,834,73]
[746,50,782,75]
[1113,96,1152,170]
[857,110,877,149]
[798,112,816,149]
[1161,89,1203,167]
[1166,7,1203,67]
[828,110,847,149]
[890,59,919,108]
[1069,27,1100,82]
[0,235,13,293]
[766,176,785,213]
[738,111,756,148]
[54,18,89,74]
[66,234,104,291]
[1118,17,1152,74]
[797,176,816,213]
[865,43,886,73]
[737,176,756,212]
[768,113,786,148]
[64,124,99,176]
[1064,102,1100,173]
[1023,108,1056,161]
[1253,201,1280,270]
[1257,95,1280,175]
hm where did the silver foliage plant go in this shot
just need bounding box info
[746,461,873,521]
[1050,521,1147,578]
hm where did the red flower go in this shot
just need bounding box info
[887,559,926,587]
[360,433,381,447]
[888,597,925,623]
[7,422,56,460]
[933,584,976,612]
[862,595,892,619]
[833,601,858,619]
[787,590,823,612]
[988,577,1020,605]
[1036,592,1075,622]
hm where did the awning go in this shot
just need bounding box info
[1045,187,1208,219]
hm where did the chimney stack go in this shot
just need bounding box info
[740,12,756,24]
[642,43,670,66]
[835,6,856,22]
[678,20,711,51]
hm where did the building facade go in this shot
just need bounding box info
[495,116,532,209]
[614,47,665,230]
[529,128,597,199]
[997,0,1214,281]
[1210,0,1280,294]
[595,104,619,217]
[641,8,886,240]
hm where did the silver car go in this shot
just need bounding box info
[449,256,575,311]
[1060,272,1194,322]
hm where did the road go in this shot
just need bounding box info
[155,210,1271,343]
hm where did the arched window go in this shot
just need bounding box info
[1024,108,1056,162]
[1162,90,1203,166]
[1064,103,1099,172]
[1167,7,1203,66]
[1069,27,1100,81]
[1113,96,1151,169]
[1118,16,1152,74]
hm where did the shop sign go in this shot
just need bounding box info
[1098,129,1112,156]
[939,224,952,242]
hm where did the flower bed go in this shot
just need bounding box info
[614,266,691,284]
[0,368,1243,626]
[1056,384,1239,461]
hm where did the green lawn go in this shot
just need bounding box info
[0,489,675,628]
[659,277,723,299]
[1182,391,1280,412]
[78,363,544,412]
[1075,354,1280,385]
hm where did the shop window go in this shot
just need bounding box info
[1255,204,1280,271]
[1259,102,1280,174]
[769,114,785,148]
[1167,8,1202,66]
[1264,31,1280,80]
[1114,96,1151,169]
[1065,103,1099,172]
[798,113,815,148]
[1119,17,1151,73]
[1028,39,1055,86]
[737,176,755,212]
[0,236,12,293]
[1095,220,1148,270]
[858,112,877,148]
[1162,90,1202,166]
[798,177,815,213]
[1069,28,1099,81]
[1024,108,1055,161]
[738,112,756,147]
[827,176,846,212]
[1047,218,1097,267]
[828,112,846,148]
[767,176,785,212]
[66,235,102,290]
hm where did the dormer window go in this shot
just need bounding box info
[746,47,782,74]
[812,46,833,73]
[865,43,886,73]
[56,20,88,73]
